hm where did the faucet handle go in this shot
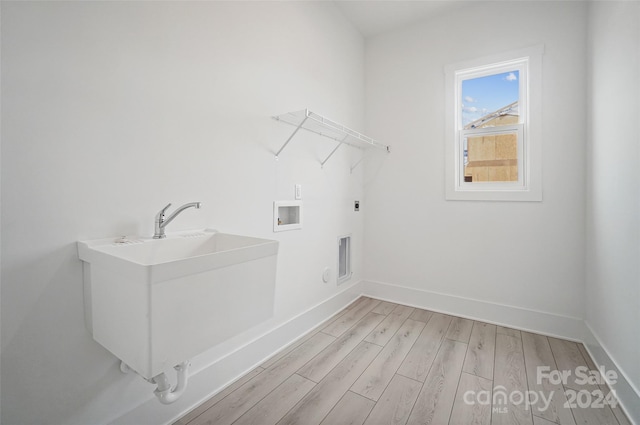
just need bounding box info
[156,203,172,220]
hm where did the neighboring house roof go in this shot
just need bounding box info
[464,101,518,129]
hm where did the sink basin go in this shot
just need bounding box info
[79,229,278,281]
[78,229,279,379]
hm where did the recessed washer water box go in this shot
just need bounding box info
[77,229,278,379]
[273,201,303,232]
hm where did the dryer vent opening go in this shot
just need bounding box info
[337,235,352,285]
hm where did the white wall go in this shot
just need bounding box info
[363,1,588,326]
[586,1,640,419]
[0,2,366,424]
[4,1,639,424]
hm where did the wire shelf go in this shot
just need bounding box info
[273,109,389,167]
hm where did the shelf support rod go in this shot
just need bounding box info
[275,115,308,158]
[350,155,365,174]
[320,134,348,168]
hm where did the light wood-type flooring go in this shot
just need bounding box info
[175,297,631,425]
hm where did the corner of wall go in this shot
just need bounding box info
[583,322,640,424]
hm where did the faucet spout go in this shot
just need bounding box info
[153,202,201,239]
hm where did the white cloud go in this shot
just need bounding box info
[505,72,517,82]
[463,106,478,113]
[464,96,476,103]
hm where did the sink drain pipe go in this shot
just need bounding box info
[121,360,191,404]
[151,361,191,404]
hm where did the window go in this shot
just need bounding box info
[445,46,543,201]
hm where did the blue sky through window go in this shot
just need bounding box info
[461,70,519,126]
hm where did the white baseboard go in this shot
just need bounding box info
[110,283,364,425]
[582,322,640,425]
[361,279,586,341]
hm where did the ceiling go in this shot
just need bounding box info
[333,1,465,38]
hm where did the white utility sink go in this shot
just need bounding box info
[78,229,279,379]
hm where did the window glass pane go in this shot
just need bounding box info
[461,71,519,129]
[463,131,518,182]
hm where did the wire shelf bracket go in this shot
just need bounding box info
[273,109,390,168]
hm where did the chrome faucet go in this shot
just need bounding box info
[153,202,202,239]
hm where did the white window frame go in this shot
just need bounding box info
[445,45,543,201]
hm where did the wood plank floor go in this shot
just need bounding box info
[175,297,631,425]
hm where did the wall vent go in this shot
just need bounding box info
[337,235,352,285]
